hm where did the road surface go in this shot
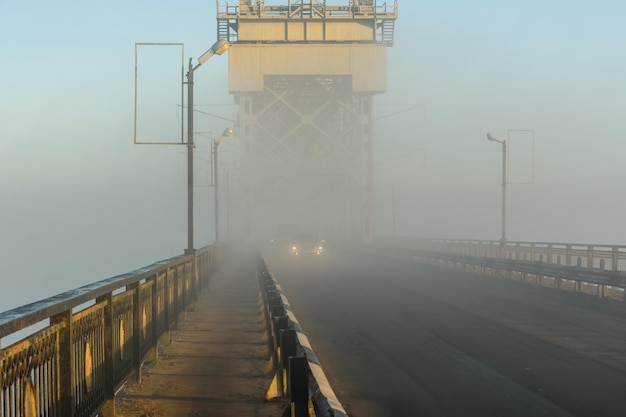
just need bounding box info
[263,247,626,417]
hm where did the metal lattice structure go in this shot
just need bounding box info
[218,0,398,242]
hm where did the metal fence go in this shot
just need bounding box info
[217,0,398,18]
[378,238,626,302]
[387,238,626,272]
[0,245,223,417]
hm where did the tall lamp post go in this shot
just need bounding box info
[487,133,507,249]
[214,127,233,242]
[185,39,230,254]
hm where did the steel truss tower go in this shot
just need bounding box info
[217,0,398,242]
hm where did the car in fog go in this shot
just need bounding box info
[289,233,325,256]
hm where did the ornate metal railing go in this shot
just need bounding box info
[0,245,223,417]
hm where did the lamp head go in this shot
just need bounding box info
[211,39,230,56]
[486,133,501,143]
[215,128,233,146]
[197,40,231,66]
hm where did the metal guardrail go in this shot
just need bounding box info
[215,0,398,44]
[414,239,626,271]
[0,245,223,417]
[257,256,348,417]
[379,238,626,301]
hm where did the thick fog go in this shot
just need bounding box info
[1,1,625,312]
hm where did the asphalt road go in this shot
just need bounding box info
[262,247,626,417]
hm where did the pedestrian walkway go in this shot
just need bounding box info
[115,251,285,417]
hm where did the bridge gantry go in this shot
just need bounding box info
[217,0,398,242]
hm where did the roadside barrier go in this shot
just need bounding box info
[379,242,626,302]
[257,256,348,417]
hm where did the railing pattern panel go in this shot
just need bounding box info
[156,272,167,339]
[0,244,223,417]
[112,291,134,389]
[0,324,62,417]
[71,303,106,417]
[139,281,154,359]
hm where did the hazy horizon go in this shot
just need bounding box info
[1,0,625,311]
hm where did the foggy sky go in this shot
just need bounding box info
[1,1,625,311]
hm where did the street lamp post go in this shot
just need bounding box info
[185,39,230,254]
[214,127,233,242]
[487,133,507,249]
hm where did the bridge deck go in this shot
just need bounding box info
[115,252,284,417]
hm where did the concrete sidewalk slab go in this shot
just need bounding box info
[115,252,285,417]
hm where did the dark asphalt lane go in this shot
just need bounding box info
[261,248,626,417]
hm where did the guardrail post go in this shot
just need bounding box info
[260,285,276,356]
[196,252,202,292]
[96,293,115,417]
[50,310,74,417]
[269,292,286,321]
[281,329,297,396]
[546,244,553,264]
[128,282,142,383]
[161,269,172,344]
[267,290,285,336]
[274,316,288,396]
[289,356,309,417]
[266,315,288,400]
[566,244,572,267]
[191,255,199,306]
[271,305,286,322]
[182,262,189,312]
[148,275,159,362]
[174,267,181,328]
[598,284,605,299]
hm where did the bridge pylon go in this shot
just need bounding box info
[217,0,398,243]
